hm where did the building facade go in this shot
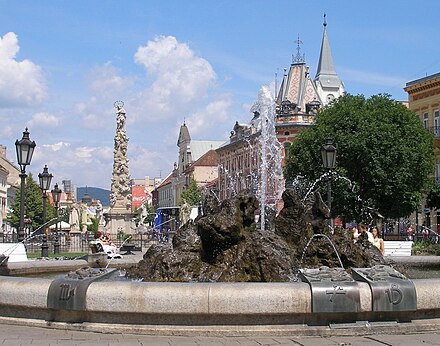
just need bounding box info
[217,17,344,205]
[172,123,223,205]
[0,145,20,232]
[404,72,440,230]
[276,16,344,167]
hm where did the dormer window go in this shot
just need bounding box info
[306,100,321,114]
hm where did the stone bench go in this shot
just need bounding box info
[89,241,104,254]
[0,243,28,262]
[384,241,413,257]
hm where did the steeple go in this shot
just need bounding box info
[314,14,344,105]
[177,122,191,147]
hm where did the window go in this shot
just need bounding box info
[436,158,440,182]
[283,142,291,158]
[424,112,429,129]
[435,110,439,137]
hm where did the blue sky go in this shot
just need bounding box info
[1,0,440,190]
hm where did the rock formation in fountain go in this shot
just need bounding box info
[128,188,387,282]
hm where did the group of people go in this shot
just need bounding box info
[351,223,385,255]
[94,230,118,254]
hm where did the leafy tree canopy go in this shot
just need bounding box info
[7,173,56,233]
[427,182,440,210]
[179,179,202,206]
[284,94,435,221]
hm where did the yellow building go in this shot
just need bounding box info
[404,72,440,231]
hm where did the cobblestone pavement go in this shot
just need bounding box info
[1,323,440,346]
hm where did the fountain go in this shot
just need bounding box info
[2,93,440,336]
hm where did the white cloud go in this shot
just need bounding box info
[75,62,136,130]
[42,142,70,152]
[129,145,174,179]
[88,62,135,99]
[133,35,217,122]
[0,125,13,138]
[185,94,233,136]
[31,143,113,189]
[27,112,60,129]
[0,32,47,107]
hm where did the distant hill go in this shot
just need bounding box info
[76,187,110,207]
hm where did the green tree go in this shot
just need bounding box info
[426,182,440,209]
[284,94,435,221]
[179,179,202,206]
[7,173,56,233]
[87,217,99,233]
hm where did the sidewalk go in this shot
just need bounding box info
[0,321,439,345]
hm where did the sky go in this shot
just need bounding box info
[1,0,440,190]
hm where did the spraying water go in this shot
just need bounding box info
[251,86,284,230]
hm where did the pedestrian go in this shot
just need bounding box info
[357,223,374,244]
[371,226,385,255]
[407,224,414,241]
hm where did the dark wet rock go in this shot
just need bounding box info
[128,188,387,282]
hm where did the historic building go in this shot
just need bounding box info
[276,15,344,167]
[404,72,440,180]
[217,16,344,204]
[172,122,223,205]
[130,176,162,211]
[404,72,440,230]
[217,120,260,201]
[0,145,20,232]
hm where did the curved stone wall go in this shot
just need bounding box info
[1,276,440,329]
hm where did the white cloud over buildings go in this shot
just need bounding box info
[133,35,217,122]
[0,32,47,108]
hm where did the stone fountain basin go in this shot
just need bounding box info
[1,272,440,336]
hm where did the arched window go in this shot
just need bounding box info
[283,142,291,158]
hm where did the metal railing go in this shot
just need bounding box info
[0,232,172,255]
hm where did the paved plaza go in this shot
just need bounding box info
[0,322,440,346]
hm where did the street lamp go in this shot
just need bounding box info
[321,138,337,224]
[15,128,36,242]
[38,165,52,258]
[38,165,53,233]
[51,183,62,254]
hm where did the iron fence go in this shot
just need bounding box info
[0,232,172,255]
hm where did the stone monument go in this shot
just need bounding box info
[104,101,134,236]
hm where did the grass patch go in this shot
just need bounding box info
[412,241,440,256]
[27,252,87,259]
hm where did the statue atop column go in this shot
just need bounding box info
[109,101,132,212]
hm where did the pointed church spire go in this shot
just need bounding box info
[177,121,191,147]
[314,14,344,105]
[315,13,337,80]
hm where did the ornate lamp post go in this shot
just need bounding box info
[38,165,53,234]
[38,166,52,257]
[15,128,36,242]
[321,138,337,225]
[51,183,62,254]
